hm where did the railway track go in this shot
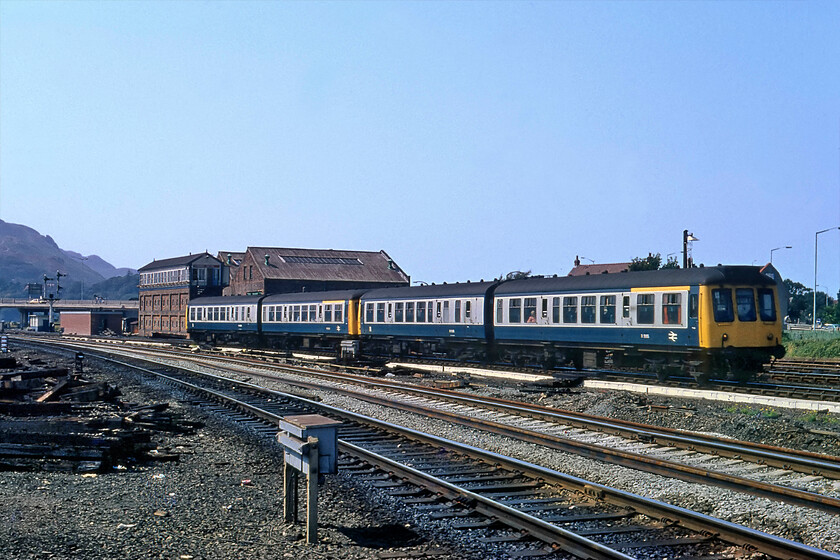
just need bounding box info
[13,337,840,559]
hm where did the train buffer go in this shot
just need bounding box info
[277,414,342,544]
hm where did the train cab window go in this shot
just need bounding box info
[689,295,698,319]
[406,302,414,322]
[455,300,461,322]
[600,296,616,324]
[524,298,537,323]
[376,303,385,322]
[509,299,522,323]
[324,305,332,322]
[365,303,374,323]
[711,289,734,322]
[334,304,343,323]
[662,293,681,324]
[563,297,577,323]
[395,302,404,322]
[552,297,561,323]
[581,296,596,323]
[465,301,472,320]
[637,294,655,324]
[416,302,426,323]
[757,289,777,322]
[623,296,630,318]
[736,289,756,322]
[496,300,504,323]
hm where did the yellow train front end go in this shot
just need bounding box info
[697,280,785,379]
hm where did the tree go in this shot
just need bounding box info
[628,253,662,272]
[784,279,812,323]
[661,256,680,269]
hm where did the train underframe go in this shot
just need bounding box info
[190,329,783,384]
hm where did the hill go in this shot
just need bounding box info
[0,219,138,299]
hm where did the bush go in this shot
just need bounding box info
[782,333,840,359]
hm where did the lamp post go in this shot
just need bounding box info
[770,246,791,264]
[813,226,840,330]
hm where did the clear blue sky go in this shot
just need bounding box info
[2,1,839,295]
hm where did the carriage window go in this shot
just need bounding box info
[436,301,442,320]
[637,294,655,324]
[600,295,616,324]
[662,293,681,324]
[246,307,252,321]
[416,302,426,323]
[552,297,561,323]
[689,294,698,319]
[524,298,537,323]
[455,300,461,322]
[541,299,548,319]
[623,296,630,318]
[581,296,596,323]
[427,302,434,322]
[496,300,504,323]
[465,301,471,320]
[758,289,776,322]
[293,305,301,322]
[376,303,385,322]
[324,304,332,322]
[268,307,274,322]
[395,302,404,322]
[365,303,374,323]
[406,302,414,322]
[234,307,239,321]
[712,289,734,322]
[189,308,195,321]
[509,298,522,323]
[302,305,310,322]
[563,297,577,323]
[387,303,393,320]
[736,289,756,322]
[334,304,343,323]
[442,301,450,322]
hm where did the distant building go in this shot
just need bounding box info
[568,256,630,276]
[138,253,224,337]
[61,310,124,336]
[217,251,246,297]
[226,247,410,296]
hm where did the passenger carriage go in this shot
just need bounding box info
[359,281,498,360]
[187,295,262,345]
[259,289,366,351]
[492,267,784,380]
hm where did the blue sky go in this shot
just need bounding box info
[2,1,839,295]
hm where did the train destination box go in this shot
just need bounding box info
[278,414,342,475]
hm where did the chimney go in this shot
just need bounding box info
[265,254,270,266]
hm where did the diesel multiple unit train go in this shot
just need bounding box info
[187,266,785,381]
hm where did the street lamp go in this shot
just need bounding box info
[770,246,791,264]
[813,226,840,330]
[579,256,595,264]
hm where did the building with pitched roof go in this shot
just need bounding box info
[227,247,410,296]
[138,252,224,337]
[567,256,631,277]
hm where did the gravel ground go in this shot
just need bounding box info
[3,346,839,559]
[0,348,487,560]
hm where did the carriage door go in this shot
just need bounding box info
[621,293,633,327]
[539,297,550,325]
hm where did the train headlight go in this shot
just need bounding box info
[767,333,774,341]
[721,333,729,342]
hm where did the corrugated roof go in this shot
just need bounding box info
[247,247,409,284]
[217,251,246,267]
[138,252,219,272]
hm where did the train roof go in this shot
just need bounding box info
[262,289,369,304]
[495,266,775,295]
[361,280,499,300]
[189,295,262,306]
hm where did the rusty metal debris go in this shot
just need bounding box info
[0,353,201,472]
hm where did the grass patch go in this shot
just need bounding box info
[800,410,839,425]
[782,334,840,359]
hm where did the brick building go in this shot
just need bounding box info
[138,253,224,337]
[226,247,409,296]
